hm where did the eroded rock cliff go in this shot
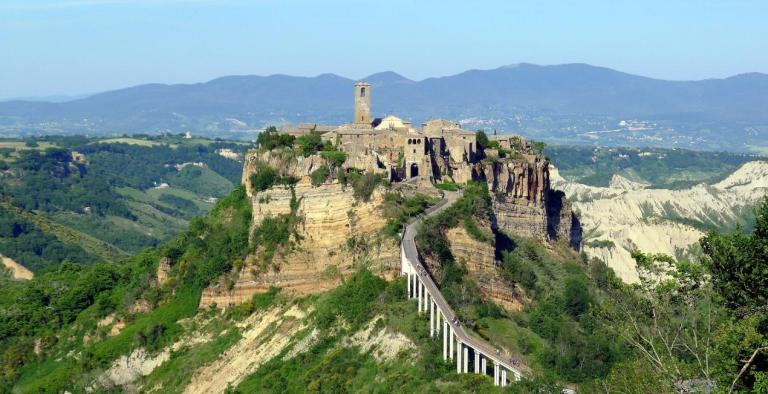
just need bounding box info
[445,225,523,311]
[200,153,398,308]
[479,157,581,248]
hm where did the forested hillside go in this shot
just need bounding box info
[545,145,761,189]
[0,135,250,273]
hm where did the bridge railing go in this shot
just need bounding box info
[399,191,529,380]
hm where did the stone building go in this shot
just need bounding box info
[314,82,491,184]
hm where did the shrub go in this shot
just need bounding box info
[252,214,296,263]
[249,162,297,193]
[348,171,384,202]
[502,250,537,290]
[251,286,280,311]
[462,217,493,244]
[435,181,459,191]
[321,150,347,168]
[249,164,279,193]
[314,269,386,329]
[564,275,591,318]
[256,126,294,150]
[380,193,434,239]
[310,165,330,186]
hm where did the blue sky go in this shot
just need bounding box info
[1,0,766,98]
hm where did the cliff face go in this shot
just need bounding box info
[204,144,581,309]
[480,157,581,249]
[200,151,398,308]
[241,150,325,194]
[444,225,523,311]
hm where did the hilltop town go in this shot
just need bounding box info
[266,81,580,245]
[200,82,581,308]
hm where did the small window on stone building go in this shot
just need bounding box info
[361,87,366,97]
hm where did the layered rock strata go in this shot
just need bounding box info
[445,226,522,311]
[481,158,581,249]
[200,178,398,308]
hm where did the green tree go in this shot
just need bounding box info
[701,198,768,312]
[701,198,768,392]
[475,130,490,151]
[564,275,591,318]
[321,150,347,168]
[256,126,294,150]
[598,251,719,391]
[296,131,324,157]
[249,163,279,193]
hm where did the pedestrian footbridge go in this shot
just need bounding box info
[400,192,529,386]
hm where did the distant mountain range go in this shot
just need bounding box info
[1,63,767,151]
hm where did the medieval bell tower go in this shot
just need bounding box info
[354,81,371,126]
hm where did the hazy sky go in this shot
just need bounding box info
[1,0,766,98]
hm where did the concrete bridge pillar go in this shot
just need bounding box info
[501,369,508,387]
[417,278,422,312]
[474,350,480,373]
[481,357,487,375]
[493,362,500,386]
[442,320,448,360]
[463,346,469,373]
[449,329,454,360]
[456,341,462,373]
[407,272,412,299]
[429,300,435,337]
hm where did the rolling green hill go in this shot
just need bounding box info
[0,134,251,273]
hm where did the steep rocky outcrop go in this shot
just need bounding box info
[201,153,398,308]
[241,150,326,191]
[204,139,582,308]
[156,257,171,286]
[480,157,581,249]
[445,226,522,311]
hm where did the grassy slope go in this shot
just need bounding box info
[9,186,253,392]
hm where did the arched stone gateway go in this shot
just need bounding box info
[409,163,419,178]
